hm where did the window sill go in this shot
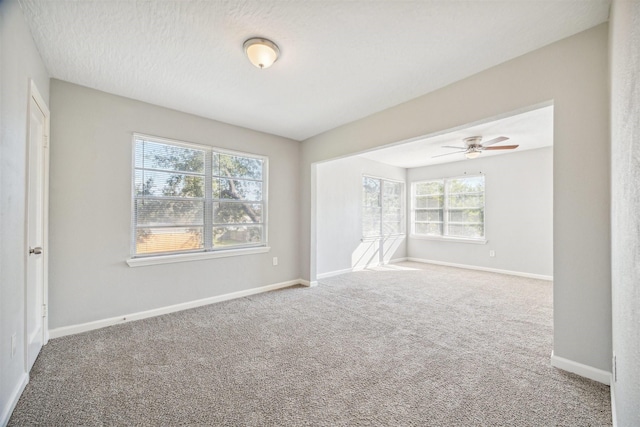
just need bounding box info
[409,235,487,245]
[126,246,270,267]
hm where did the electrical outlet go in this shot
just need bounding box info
[489,250,496,257]
[273,257,278,266]
[11,333,16,358]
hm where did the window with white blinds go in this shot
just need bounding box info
[412,175,485,240]
[132,134,267,257]
[362,176,404,238]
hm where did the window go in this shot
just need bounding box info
[362,176,404,238]
[132,134,267,257]
[412,175,484,240]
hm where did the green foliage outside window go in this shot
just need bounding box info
[133,137,266,255]
[413,175,484,239]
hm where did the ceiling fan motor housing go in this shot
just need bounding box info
[464,136,483,147]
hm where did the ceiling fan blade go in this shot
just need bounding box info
[432,150,467,158]
[482,144,519,150]
[441,145,466,149]
[482,136,510,147]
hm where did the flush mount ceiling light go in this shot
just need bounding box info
[243,38,279,69]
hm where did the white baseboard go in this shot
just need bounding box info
[317,257,410,280]
[1,373,28,427]
[407,257,553,281]
[550,352,611,385]
[298,280,318,287]
[317,268,353,280]
[611,381,618,426]
[49,279,303,339]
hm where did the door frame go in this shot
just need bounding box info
[24,79,50,371]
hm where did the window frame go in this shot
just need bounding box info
[129,133,269,263]
[411,174,487,244]
[361,175,406,240]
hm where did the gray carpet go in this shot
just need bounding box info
[9,262,611,426]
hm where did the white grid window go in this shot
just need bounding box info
[412,175,484,240]
[132,134,267,257]
[362,176,404,238]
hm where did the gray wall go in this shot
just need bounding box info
[316,156,407,276]
[0,0,50,422]
[301,25,611,372]
[48,80,300,329]
[610,0,640,425]
[407,147,553,278]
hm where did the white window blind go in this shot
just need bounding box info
[412,175,484,240]
[133,135,267,257]
[362,176,404,238]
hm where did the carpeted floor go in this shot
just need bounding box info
[9,262,611,426]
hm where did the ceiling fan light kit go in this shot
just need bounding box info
[465,150,481,159]
[434,135,519,159]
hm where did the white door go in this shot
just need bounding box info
[26,81,50,372]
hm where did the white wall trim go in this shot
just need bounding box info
[317,257,410,280]
[126,246,270,267]
[407,257,553,281]
[299,279,318,287]
[317,268,354,280]
[611,380,618,427]
[550,351,611,385]
[1,373,28,427]
[48,279,303,339]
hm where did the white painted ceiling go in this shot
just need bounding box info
[359,105,553,168]
[20,1,609,141]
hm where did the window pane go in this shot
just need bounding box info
[136,199,204,226]
[415,222,442,235]
[214,202,262,224]
[362,177,380,208]
[135,139,205,173]
[213,225,262,247]
[133,136,268,257]
[447,224,484,238]
[448,194,484,208]
[415,209,443,222]
[135,170,204,198]
[412,175,484,240]
[216,153,263,180]
[383,221,402,235]
[383,211,402,223]
[447,176,484,194]
[136,227,203,254]
[362,207,381,237]
[415,181,443,196]
[415,195,443,209]
[213,178,262,201]
[448,209,484,223]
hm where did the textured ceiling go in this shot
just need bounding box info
[20,1,609,141]
[359,105,553,168]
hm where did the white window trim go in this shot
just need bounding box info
[130,133,268,263]
[126,246,271,267]
[411,174,485,243]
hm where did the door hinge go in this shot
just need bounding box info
[43,134,49,148]
[42,304,48,317]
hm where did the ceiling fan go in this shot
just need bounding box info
[433,136,519,159]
